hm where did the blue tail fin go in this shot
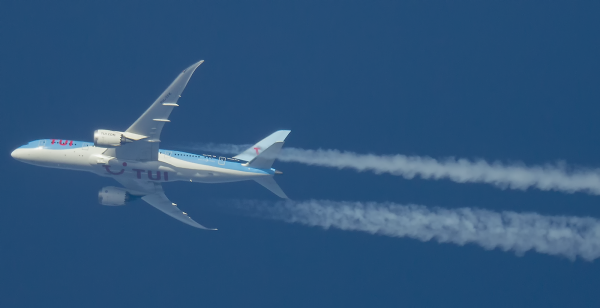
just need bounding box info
[235,130,291,199]
[233,130,291,165]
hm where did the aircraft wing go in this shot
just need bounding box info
[142,193,216,230]
[106,60,204,161]
[114,178,215,230]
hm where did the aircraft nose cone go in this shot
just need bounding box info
[11,148,27,161]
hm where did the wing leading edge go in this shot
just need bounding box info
[142,193,216,230]
[114,178,215,230]
[106,60,204,161]
[127,60,204,141]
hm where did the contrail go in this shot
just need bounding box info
[232,199,600,261]
[184,143,600,195]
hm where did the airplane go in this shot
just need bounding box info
[10,60,290,230]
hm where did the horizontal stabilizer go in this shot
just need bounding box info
[254,177,288,199]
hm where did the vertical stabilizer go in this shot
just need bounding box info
[243,142,284,169]
[234,130,291,162]
[239,130,291,198]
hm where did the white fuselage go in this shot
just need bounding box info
[11,139,272,184]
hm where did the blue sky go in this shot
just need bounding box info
[2,1,600,307]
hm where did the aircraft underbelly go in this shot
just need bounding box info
[20,148,263,183]
[94,162,261,183]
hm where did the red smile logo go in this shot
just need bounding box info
[103,162,127,175]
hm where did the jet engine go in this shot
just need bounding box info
[93,130,147,147]
[98,186,131,206]
[94,130,132,147]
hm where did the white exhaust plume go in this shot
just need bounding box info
[233,199,600,261]
[184,144,600,195]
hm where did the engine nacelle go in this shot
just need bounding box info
[93,130,148,147]
[98,186,131,206]
[94,130,129,147]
